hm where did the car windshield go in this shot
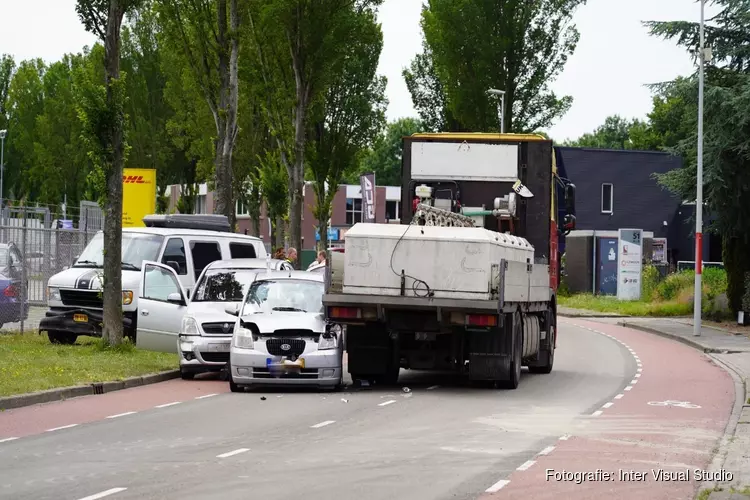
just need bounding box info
[75,232,164,270]
[192,269,258,302]
[244,279,323,313]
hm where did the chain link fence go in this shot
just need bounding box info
[0,202,103,334]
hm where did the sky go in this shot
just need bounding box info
[0,0,719,141]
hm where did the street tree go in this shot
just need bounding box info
[248,0,384,255]
[406,0,585,133]
[76,0,143,346]
[308,4,387,250]
[563,115,656,150]
[351,117,422,187]
[646,0,750,313]
[157,0,240,227]
[0,55,14,131]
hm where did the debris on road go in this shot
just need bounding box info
[260,396,267,401]
[341,398,348,403]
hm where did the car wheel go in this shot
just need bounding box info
[228,363,243,393]
[180,368,195,380]
[48,331,77,345]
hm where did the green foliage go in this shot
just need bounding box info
[641,264,661,301]
[406,0,585,133]
[560,293,693,317]
[742,272,750,312]
[563,115,661,151]
[654,270,695,301]
[0,54,14,131]
[351,118,423,186]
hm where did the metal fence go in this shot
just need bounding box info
[0,203,103,334]
[677,261,725,272]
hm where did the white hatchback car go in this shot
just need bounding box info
[227,270,343,391]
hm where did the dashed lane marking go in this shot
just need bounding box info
[559,435,570,441]
[485,479,510,492]
[614,394,624,399]
[195,393,218,400]
[591,410,603,417]
[77,487,127,500]
[378,400,397,407]
[216,448,250,459]
[310,420,336,429]
[539,446,555,455]
[106,412,137,419]
[602,402,614,409]
[517,460,536,471]
[46,424,79,432]
[625,385,633,391]
[155,402,182,408]
[0,437,19,443]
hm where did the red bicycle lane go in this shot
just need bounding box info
[481,318,736,500]
[0,378,229,440]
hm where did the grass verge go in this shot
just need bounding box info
[0,332,177,398]
[559,294,691,317]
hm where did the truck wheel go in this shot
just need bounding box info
[500,311,522,390]
[48,331,77,345]
[529,308,555,375]
[375,337,400,386]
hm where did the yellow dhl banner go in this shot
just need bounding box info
[122,168,156,227]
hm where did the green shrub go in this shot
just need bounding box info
[742,272,750,312]
[655,270,695,301]
[703,267,728,300]
[641,265,660,301]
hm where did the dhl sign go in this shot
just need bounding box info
[122,168,156,227]
[122,175,152,184]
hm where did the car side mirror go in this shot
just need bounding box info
[167,292,185,305]
[564,183,576,217]
[166,260,180,274]
[225,304,240,316]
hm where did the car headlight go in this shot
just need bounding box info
[234,324,254,349]
[122,290,133,305]
[181,316,199,335]
[48,287,61,301]
[318,333,338,350]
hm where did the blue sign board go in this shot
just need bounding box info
[598,237,618,296]
[315,228,339,241]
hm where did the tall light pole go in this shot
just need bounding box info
[694,0,706,337]
[0,129,6,223]
[487,89,506,133]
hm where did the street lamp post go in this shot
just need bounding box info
[0,129,6,224]
[487,89,506,133]
[694,0,706,337]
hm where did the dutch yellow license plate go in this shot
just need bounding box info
[73,314,88,323]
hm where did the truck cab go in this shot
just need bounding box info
[40,214,267,345]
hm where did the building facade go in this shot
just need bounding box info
[165,182,403,250]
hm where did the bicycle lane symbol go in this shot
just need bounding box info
[647,400,702,409]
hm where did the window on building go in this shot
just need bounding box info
[346,198,362,225]
[601,183,613,214]
[385,200,399,221]
[194,195,206,214]
[237,199,249,216]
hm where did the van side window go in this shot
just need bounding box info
[190,241,222,278]
[162,238,187,275]
[229,242,257,259]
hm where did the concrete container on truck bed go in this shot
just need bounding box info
[322,133,577,389]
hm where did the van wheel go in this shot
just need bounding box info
[49,331,77,345]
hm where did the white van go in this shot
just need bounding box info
[39,214,267,345]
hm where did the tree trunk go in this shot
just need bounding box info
[318,215,329,252]
[102,0,126,346]
[274,215,284,250]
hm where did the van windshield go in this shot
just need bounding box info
[75,232,164,270]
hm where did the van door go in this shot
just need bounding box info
[136,261,189,353]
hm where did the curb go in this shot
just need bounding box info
[559,313,628,319]
[616,322,735,354]
[0,370,180,411]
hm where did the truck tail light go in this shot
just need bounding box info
[330,307,361,319]
[466,314,498,327]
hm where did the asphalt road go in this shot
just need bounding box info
[0,322,656,500]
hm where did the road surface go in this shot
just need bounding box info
[0,320,735,500]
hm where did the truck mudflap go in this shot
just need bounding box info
[39,308,134,337]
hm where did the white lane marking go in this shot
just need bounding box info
[46,424,79,432]
[0,437,19,443]
[310,420,336,429]
[485,479,510,492]
[635,373,641,378]
[539,446,555,455]
[591,410,603,417]
[378,400,397,407]
[602,402,614,409]
[216,448,250,459]
[614,394,624,399]
[625,385,633,391]
[637,367,643,373]
[196,393,218,400]
[155,401,182,408]
[559,434,570,440]
[77,487,128,500]
[427,385,440,390]
[631,379,639,385]
[517,460,536,471]
[106,412,136,419]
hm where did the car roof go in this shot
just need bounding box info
[252,270,324,282]
[112,227,263,241]
[206,258,287,270]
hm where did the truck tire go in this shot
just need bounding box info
[528,307,555,375]
[48,331,77,345]
[500,311,523,389]
[375,337,400,386]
